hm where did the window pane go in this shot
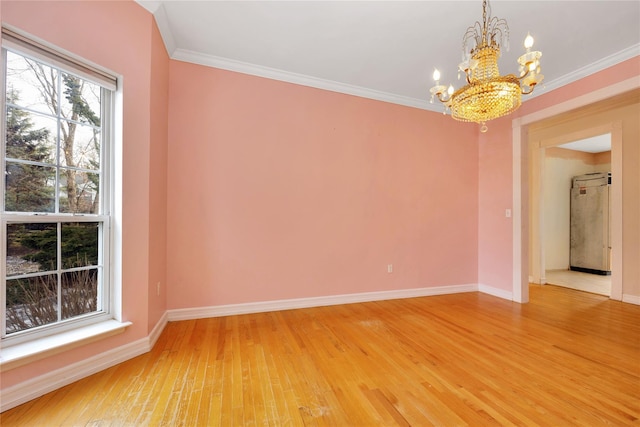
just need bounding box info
[61,222,99,268]
[5,51,58,116]
[59,170,100,214]
[59,120,100,170]
[5,274,58,334]
[5,107,57,164]
[61,269,98,320]
[6,223,58,274]
[5,162,56,212]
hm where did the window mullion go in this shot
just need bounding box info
[1,48,7,214]
[1,49,7,338]
[57,222,62,323]
[55,70,62,215]
[1,218,7,338]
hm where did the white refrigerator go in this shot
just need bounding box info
[570,172,611,275]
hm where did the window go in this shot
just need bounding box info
[1,29,117,346]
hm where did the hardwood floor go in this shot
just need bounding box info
[2,284,639,426]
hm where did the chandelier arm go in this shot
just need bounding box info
[486,17,509,48]
[521,85,536,95]
[436,92,451,104]
[487,17,499,42]
[517,66,532,81]
[462,23,483,54]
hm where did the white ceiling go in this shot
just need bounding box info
[137,1,640,113]
[558,134,611,153]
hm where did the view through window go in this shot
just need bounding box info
[2,38,115,342]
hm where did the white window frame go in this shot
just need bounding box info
[0,27,127,361]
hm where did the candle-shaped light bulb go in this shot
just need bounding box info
[447,85,454,96]
[524,33,534,50]
[433,68,441,81]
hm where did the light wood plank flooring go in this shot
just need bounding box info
[2,285,639,426]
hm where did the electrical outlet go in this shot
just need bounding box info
[387,264,393,273]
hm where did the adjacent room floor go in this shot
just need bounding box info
[545,268,611,296]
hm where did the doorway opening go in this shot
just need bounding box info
[542,134,612,296]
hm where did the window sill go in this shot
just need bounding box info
[0,319,132,372]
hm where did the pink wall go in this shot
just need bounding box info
[1,1,168,389]
[478,117,513,291]
[147,14,169,331]
[167,61,479,309]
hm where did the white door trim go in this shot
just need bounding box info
[511,77,639,303]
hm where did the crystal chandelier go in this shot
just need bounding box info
[429,0,543,132]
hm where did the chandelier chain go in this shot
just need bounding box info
[482,0,487,42]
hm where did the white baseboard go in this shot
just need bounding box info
[478,284,514,301]
[1,313,169,413]
[167,284,478,321]
[622,294,640,305]
[149,311,168,348]
[1,335,150,412]
[2,284,483,412]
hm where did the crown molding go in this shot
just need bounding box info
[144,1,176,56]
[135,0,161,14]
[139,2,639,112]
[172,48,437,112]
[172,44,639,112]
[526,43,640,100]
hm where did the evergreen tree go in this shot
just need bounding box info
[5,88,54,212]
[61,74,101,213]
